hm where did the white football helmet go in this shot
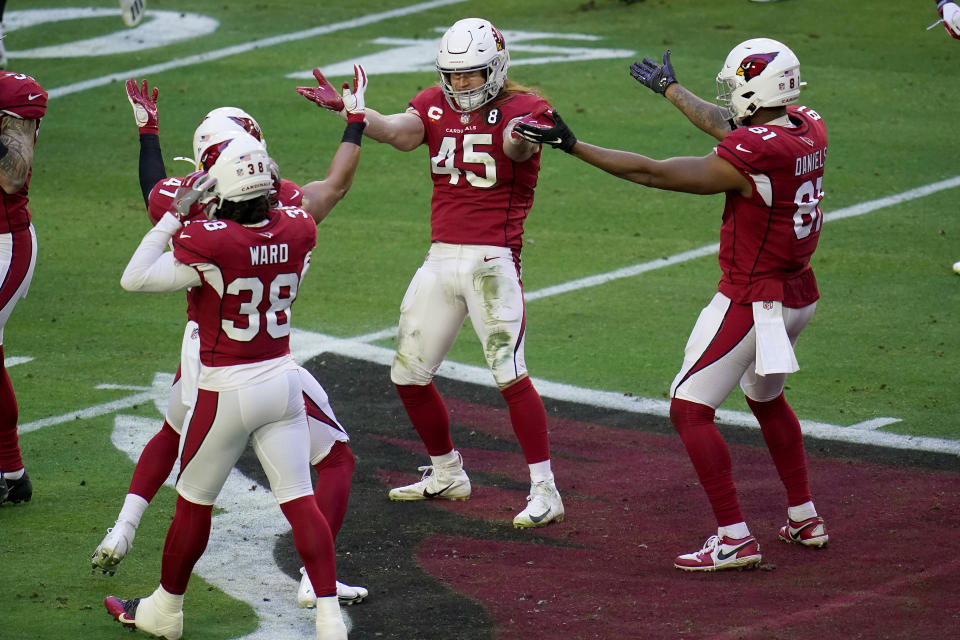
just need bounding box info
[715,38,805,125]
[193,107,265,168]
[436,18,509,113]
[205,135,274,217]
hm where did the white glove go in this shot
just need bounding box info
[342,64,368,124]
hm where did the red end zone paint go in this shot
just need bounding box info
[381,398,960,639]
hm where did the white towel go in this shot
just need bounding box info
[752,300,799,375]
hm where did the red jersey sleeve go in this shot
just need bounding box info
[0,72,47,120]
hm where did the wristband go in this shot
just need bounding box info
[341,121,366,146]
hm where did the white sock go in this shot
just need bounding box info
[150,585,184,614]
[787,501,817,522]
[529,461,553,484]
[118,494,149,529]
[718,522,751,540]
[3,468,25,480]
[430,450,459,467]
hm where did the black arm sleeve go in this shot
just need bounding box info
[138,133,166,209]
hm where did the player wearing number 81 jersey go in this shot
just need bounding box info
[515,37,830,571]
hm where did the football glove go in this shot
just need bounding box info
[939,1,960,38]
[125,78,159,135]
[512,109,578,153]
[171,171,218,220]
[341,64,368,124]
[630,50,677,96]
[297,69,346,116]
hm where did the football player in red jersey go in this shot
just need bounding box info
[0,71,45,506]
[105,136,348,640]
[301,18,564,528]
[517,38,829,570]
[93,72,370,607]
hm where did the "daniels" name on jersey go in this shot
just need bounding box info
[795,147,826,177]
[250,244,289,265]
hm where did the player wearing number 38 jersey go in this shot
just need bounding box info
[516,37,830,572]
[106,136,349,640]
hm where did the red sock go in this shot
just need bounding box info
[746,393,812,507]
[160,495,213,595]
[128,421,180,501]
[281,495,336,598]
[0,346,24,472]
[312,441,354,538]
[500,377,550,464]
[395,383,453,456]
[670,398,743,527]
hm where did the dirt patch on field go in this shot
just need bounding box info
[235,354,960,639]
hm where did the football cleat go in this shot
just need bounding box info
[298,567,368,607]
[105,594,183,640]
[92,520,137,574]
[778,515,829,548]
[120,0,147,27]
[674,534,761,571]
[388,452,471,501]
[1,471,32,504]
[513,480,565,529]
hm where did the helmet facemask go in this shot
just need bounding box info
[436,18,509,113]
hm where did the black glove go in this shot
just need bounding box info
[512,110,578,153]
[630,50,677,96]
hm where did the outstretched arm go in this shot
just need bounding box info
[513,110,750,196]
[631,50,733,141]
[297,66,424,152]
[0,117,36,194]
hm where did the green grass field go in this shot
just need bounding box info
[3,1,959,638]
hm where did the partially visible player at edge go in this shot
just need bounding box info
[104,135,348,640]
[516,37,829,570]
[0,70,45,506]
[92,70,369,606]
[934,1,960,274]
[301,18,564,528]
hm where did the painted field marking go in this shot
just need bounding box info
[289,329,960,457]
[44,0,467,100]
[3,356,33,367]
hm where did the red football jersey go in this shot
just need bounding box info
[714,105,827,307]
[172,207,317,367]
[0,72,47,233]
[409,86,548,249]
[148,177,302,224]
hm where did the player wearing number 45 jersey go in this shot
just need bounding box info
[516,37,829,570]
[302,18,563,529]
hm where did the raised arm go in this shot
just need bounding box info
[125,78,167,207]
[297,66,424,152]
[630,50,733,141]
[0,117,37,194]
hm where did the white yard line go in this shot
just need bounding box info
[45,0,467,99]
